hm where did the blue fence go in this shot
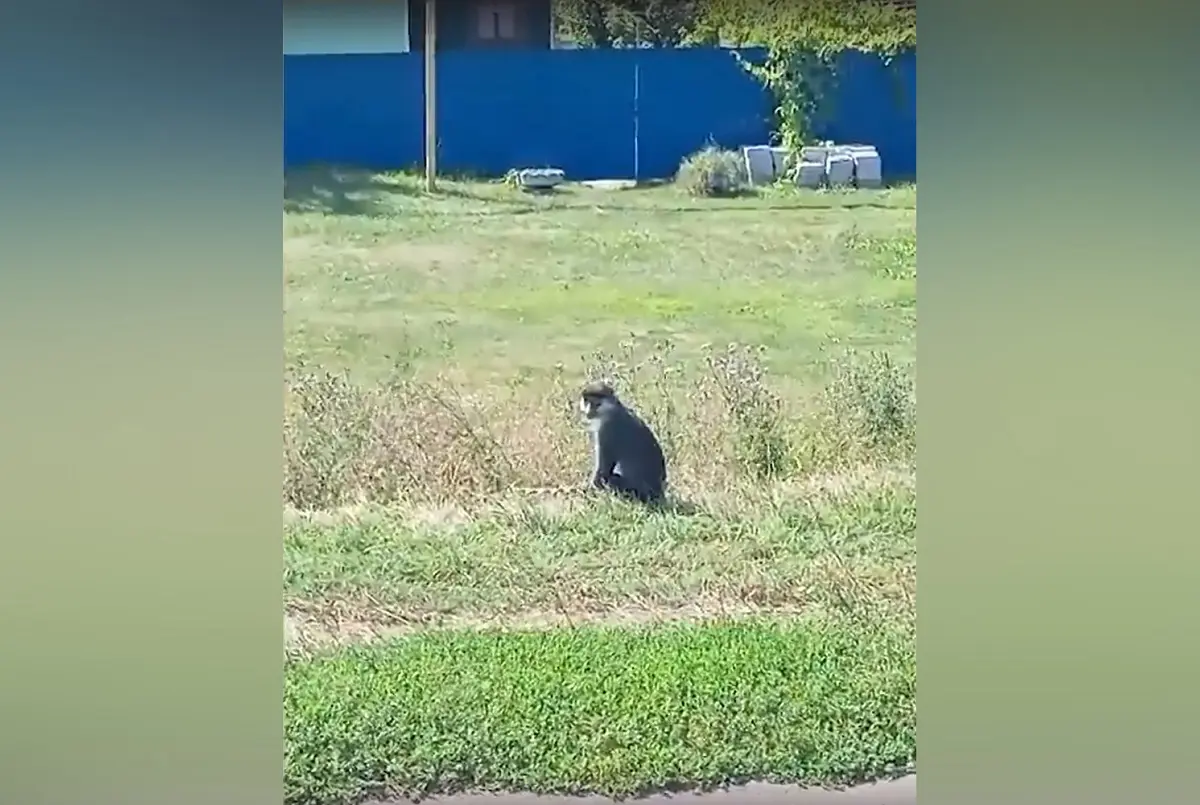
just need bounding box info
[284,47,915,181]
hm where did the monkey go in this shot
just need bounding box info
[579,381,667,505]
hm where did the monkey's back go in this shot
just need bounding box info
[614,408,666,484]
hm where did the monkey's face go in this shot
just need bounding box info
[579,393,613,422]
[580,381,619,425]
[580,395,601,420]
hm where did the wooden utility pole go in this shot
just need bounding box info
[423,0,437,191]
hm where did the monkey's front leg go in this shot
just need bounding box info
[591,443,616,490]
[590,464,611,489]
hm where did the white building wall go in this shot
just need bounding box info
[283,0,410,55]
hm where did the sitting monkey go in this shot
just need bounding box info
[579,381,667,505]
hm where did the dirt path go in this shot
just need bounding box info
[361,777,915,804]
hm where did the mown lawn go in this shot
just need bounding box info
[285,619,915,804]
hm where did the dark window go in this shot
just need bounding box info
[475,2,518,41]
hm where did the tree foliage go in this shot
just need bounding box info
[691,1,916,170]
[690,0,916,54]
[552,1,916,176]
[552,0,703,47]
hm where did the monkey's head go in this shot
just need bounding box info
[580,380,620,421]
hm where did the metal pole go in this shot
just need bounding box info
[632,20,641,183]
[423,0,437,192]
[633,62,640,183]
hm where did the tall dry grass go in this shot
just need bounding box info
[283,341,915,511]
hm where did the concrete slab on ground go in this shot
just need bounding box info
[579,179,640,190]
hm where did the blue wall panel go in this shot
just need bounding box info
[284,53,424,170]
[436,49,637,180]
[816,49,916,178]
[634,47,772,180]
[283,47,916,181]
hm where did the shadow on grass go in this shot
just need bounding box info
[284,166,411,216]
[652,495,704,517]
[284,165,496,216]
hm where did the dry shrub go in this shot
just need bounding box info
[702,343,793,482]
[283,342,916,510]
[795,348,916,470]
[674,144,749,198]
[284,360,514,509]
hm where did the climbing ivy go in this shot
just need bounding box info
[690,1,916,175]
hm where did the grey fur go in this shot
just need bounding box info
[580,382,667,504]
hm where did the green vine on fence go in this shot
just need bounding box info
[690,1,916,174]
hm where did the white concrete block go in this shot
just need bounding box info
[796,160,826,188]
[741,145,777,186]
[839,144,883,188]
[769,147,791,178]
[825,152,855,187]
[800,145,831,165]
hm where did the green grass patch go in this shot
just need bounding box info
[284,171,916,382]
[283,173,918,802]
[284,475,915,623]
[284,619,915,804]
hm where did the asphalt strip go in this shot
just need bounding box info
[362,776,916,805]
